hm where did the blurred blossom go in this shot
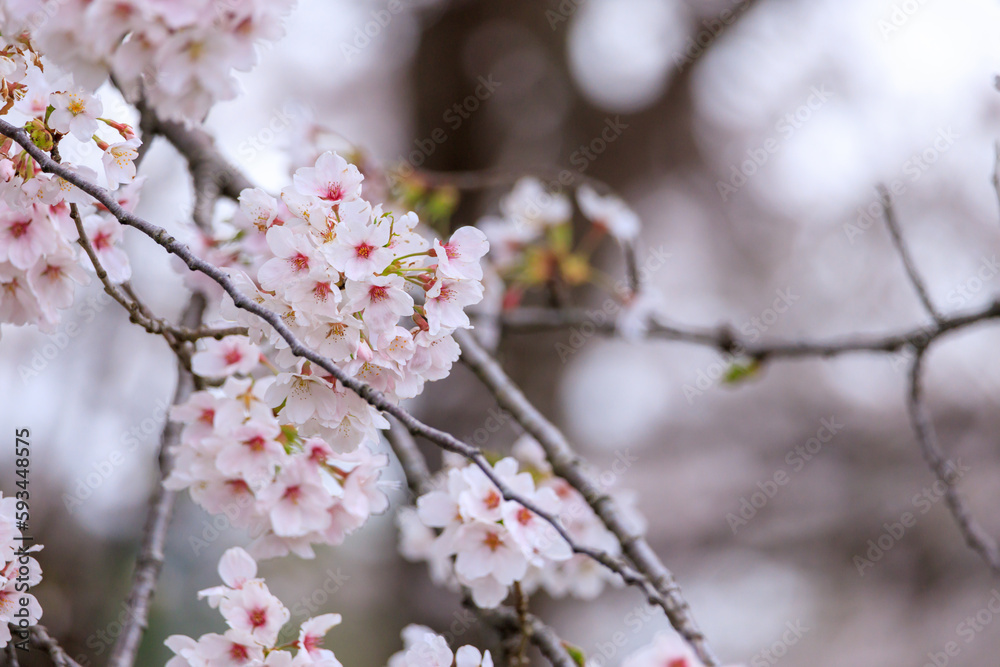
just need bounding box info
[567,0,688,112]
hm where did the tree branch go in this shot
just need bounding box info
[106,294,205,667]
[28,625,84,667]
[453,328,717,666]
[906,348,1000,575]
[496,301,1000,360]
[878,184,942,322]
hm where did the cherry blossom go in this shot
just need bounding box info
[48,89,103,140]
[576,184,641,241]
[102,138,141,188]
[191,336,262,378]
[292,151,364,205]
[325,214,393,280]
[82,213,132,283]
[433,226,490,281]
[423,277,483,336]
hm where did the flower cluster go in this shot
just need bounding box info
[0,492,43,649]
[215,150,489,406]
[398,438,640,608]
[1,0,296,121]
[167,549,497,667]
[388,625,492,667]
[0,35,142,338]
[164,376,390,560]
[165,547,344,666]
[168,151,488,557]
[478,177,638,276]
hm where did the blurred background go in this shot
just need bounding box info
[4,0,1000,664]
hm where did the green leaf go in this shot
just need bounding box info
[723,358,762,384]
[563,642,586,667]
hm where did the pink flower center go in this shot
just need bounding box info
[248,607,268,628]
[369,285,388,302]
[444,243,459,259]
[290,253,310,272]
[355,242,374,259]
[303,634,320,653]
[229,642,250,661]
[313,282,333,300]
[92,231,111,250]
[516,507,533,525]
[325,183,345,201]
[224,348,244,365]
[484,490,501,510]
[283,485,302,504]
[243,435,266,452]
[199,408,215,425]
[483,531,503,551]
[41,264,63,280]
[9,219,30,239]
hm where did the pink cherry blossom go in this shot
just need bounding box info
[292,152,363,204]
[82,214,131,283]
[325,215,393,281]
[343,274,414,336]
[433,227,489,281]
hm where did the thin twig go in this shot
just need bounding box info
[453,328,717,666]
[495,302,1000,360]
[471,603,578,667]
[906,348,1000,575]
[29,625,84,667]
[878,184,942,322]
[992,141,1000,226]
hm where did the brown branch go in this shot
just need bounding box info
[106,294,205,667]
[906,348,1000,575]
[878,184,942,322]
[28,625,84,667]
[496,301,1000,360]
[130,94,253,202]
[992,140,1000,226]
[4,641,19,667]
[453,328,717,666]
